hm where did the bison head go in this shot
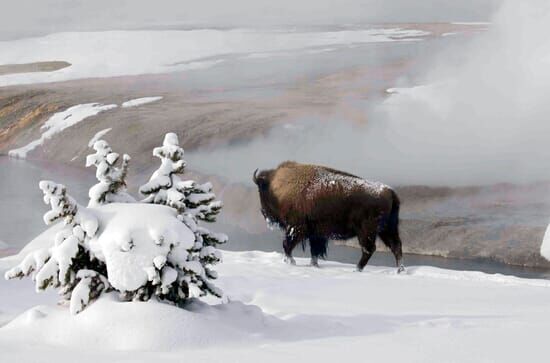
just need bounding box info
[252,168,271,190]
[253,168,282,227]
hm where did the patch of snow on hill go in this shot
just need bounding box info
[87,128,112,147]
[122,96,163,108]
[8,103,117,159]
[0,28,429,87]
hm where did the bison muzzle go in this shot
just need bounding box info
[253,161,404,272]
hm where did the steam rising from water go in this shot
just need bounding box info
[188,1,550,187]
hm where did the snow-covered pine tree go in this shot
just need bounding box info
[139,133,222,220]
[139,133,227,298]
[6,133,228,314]
[86,139,135,207]
[5,181,109,315]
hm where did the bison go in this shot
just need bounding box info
[253,161,404,272]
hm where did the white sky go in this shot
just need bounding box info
[1,0,502,40]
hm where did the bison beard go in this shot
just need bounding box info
[253,161,404,272]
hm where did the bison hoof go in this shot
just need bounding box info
[283,256,296,265]
[355,266,364,272]
[310,258,320,268]
[397,265,405,274]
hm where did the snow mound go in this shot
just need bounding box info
[0,295,273,351]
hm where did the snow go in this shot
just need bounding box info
[87,203,195,292]
[0,28,429,87]
[8,103,117,159]
[1,249,550,362]
[87,128,112,147]
[540,223,550,261]
[0,223,63,270]
[121,96,163,108]
[451,22,491,25]
[86,140,135,206]
[311,167,389,196]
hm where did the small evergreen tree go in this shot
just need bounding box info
[139,133,222,220]
[5,181,109,315]
[86,139,135,207]
[6,132,228,314]
[140,133,227,298]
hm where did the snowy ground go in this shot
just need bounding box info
[1,249,549,362]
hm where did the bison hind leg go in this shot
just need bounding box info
[309,235,328,267]
[379,229,405,273]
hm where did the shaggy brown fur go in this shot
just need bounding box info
[253,161,404,271]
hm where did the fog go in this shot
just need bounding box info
[376,0,550,185]
[1,0,501,40]
[187,1,550,187]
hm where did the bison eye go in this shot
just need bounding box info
[259,181,269,190]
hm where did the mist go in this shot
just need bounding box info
[187,1,550,187]
[1,0,501,40]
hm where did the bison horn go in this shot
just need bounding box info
[253,168,259,185]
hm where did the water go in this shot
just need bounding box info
[2,156,549,279]
[218,222,550,280]
[0,156,95,249]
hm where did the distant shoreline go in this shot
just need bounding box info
[0,61,71,76]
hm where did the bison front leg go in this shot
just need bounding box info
[356,222,378,272]
[282,227,303,265]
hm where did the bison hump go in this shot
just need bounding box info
[271,162,389,202]
[271,163,317,201]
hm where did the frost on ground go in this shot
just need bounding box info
[8,103,117,159]
[1,250,550,362]
[122,96,163,108]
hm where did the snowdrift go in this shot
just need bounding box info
[0,295,274,350]
[2,250,550,362]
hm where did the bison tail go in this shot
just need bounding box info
[387,189,400,234]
